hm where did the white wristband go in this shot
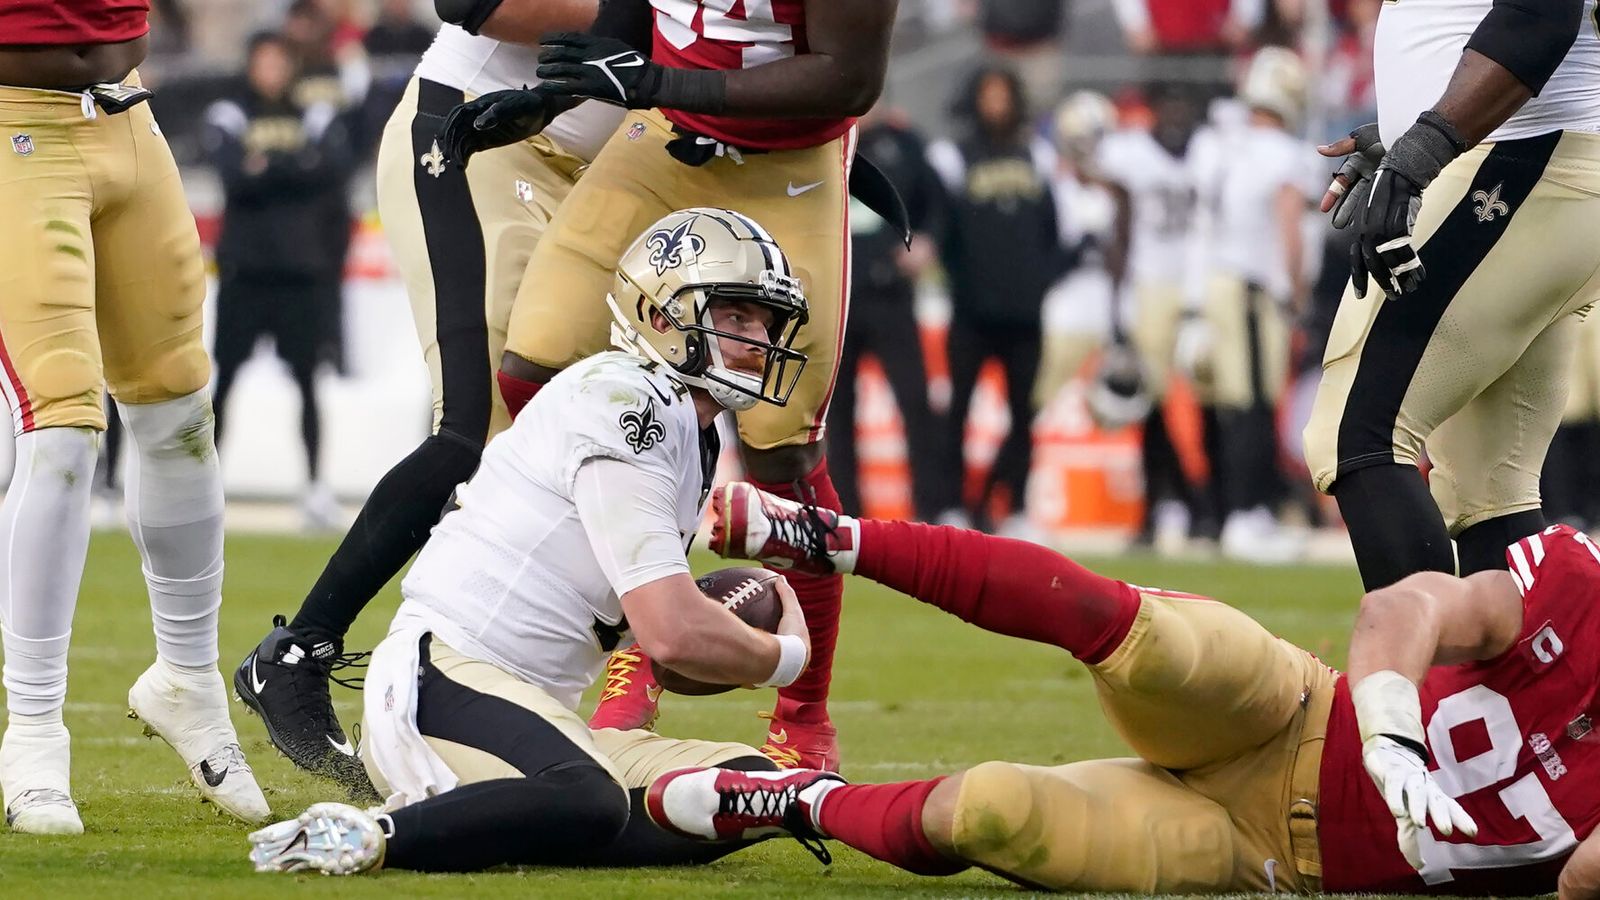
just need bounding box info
[758,634,808,688]
[1352,669,1425,746]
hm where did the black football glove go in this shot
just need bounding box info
[1327,122,1386,230]
[437,86,564,169]
[536,32,664,108]
[1350,111,1466,299]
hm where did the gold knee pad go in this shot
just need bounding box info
[949,761,1055,877]
[109,342,212,405]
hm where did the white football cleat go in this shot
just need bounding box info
[646,767,843,850]
[128,658,271,823]
[707,482,859,575]
[249,802,386,875]
[1,716,83,835]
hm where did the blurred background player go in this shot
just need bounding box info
[927,64,1069,539]
[233,0,615,790]
[249,209,813,877]
[1305,0,1600,591]
[0,0,266,833]
[1093,82,1217,549]
[481,0,899,771]
[205,31,356,530]
[826,104,947,521]
[1039,90,1123,420]
[675,483,1600,895]
[1190,47,1317,564]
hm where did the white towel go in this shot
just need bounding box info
[363,624,459,806]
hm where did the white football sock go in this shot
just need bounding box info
[118,393,224,669]
[0,427,96,718]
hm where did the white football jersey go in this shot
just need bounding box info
[413,25,624,162]
[1375,0,1600,144]
[1206,124,1320,297]
[1094,128,1215,285]
[396,352,713,710]
[1043,171,1118,335]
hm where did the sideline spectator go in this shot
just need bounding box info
[828,106,949,520]
[928,65,1071,537]
[204,32,355,528]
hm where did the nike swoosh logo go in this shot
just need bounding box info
[200,760,228,788]
[646,379,672,405]
[646,684,663,704]
[769,728,789,745]
[249,655,267,694]
[327,734,356,757]
[1264,858,1278,891]
[787,181,824,197]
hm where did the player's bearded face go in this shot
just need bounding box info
[707,300,773,375]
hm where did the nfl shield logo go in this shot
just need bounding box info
[627,122,646,142]
[11,133,33,156]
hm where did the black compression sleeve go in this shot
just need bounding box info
[592,0,655,53]
[435,0,505,35]
[649,66,729,115]
[1464,0,1584,95]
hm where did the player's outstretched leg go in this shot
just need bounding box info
[118,393,269,823]
[649,760,1239,892]
[711,482,1140,662]
[0,427,97,834]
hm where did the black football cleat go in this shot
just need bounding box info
[235,616,377,800]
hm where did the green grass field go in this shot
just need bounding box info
[0,533,1439,898]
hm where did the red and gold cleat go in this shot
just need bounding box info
[759,706,840,772]
[588,645,663,732]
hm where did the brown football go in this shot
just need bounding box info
[652,567,784,696]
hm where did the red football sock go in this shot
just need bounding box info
[751,459,841,720]
[854,520,1139,664]
[497,370,543,419]
[815,778,968,876]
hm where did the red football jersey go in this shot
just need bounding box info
[648,0,855,150]
[1319,524,1600,894]
[1,0,149,46]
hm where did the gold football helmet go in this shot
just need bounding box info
[607,208,809,411]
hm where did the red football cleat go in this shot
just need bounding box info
[708,482,859,575]
[588,645,662,732]
[759,708,840,772]
[645,766,844,860]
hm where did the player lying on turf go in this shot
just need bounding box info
[248,209,817,875]
[644,482,1600,896]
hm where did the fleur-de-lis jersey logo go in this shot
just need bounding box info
[1472,183,1510,223]
[645,219,706,276]
[618,397,667,454]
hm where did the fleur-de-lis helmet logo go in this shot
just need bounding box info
[618,398,667,454]
[645,219,707,276]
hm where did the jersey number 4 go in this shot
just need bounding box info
[1415,684,1578,884]
[653,0,796,68]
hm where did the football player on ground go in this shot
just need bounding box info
[0,1,267,832]
[1191,47,1319,564]
[449,0,899,771]
[249,209,816,876]
[656,482,1600,895]
[233,2,627,788]
[1305,0,1600,591]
